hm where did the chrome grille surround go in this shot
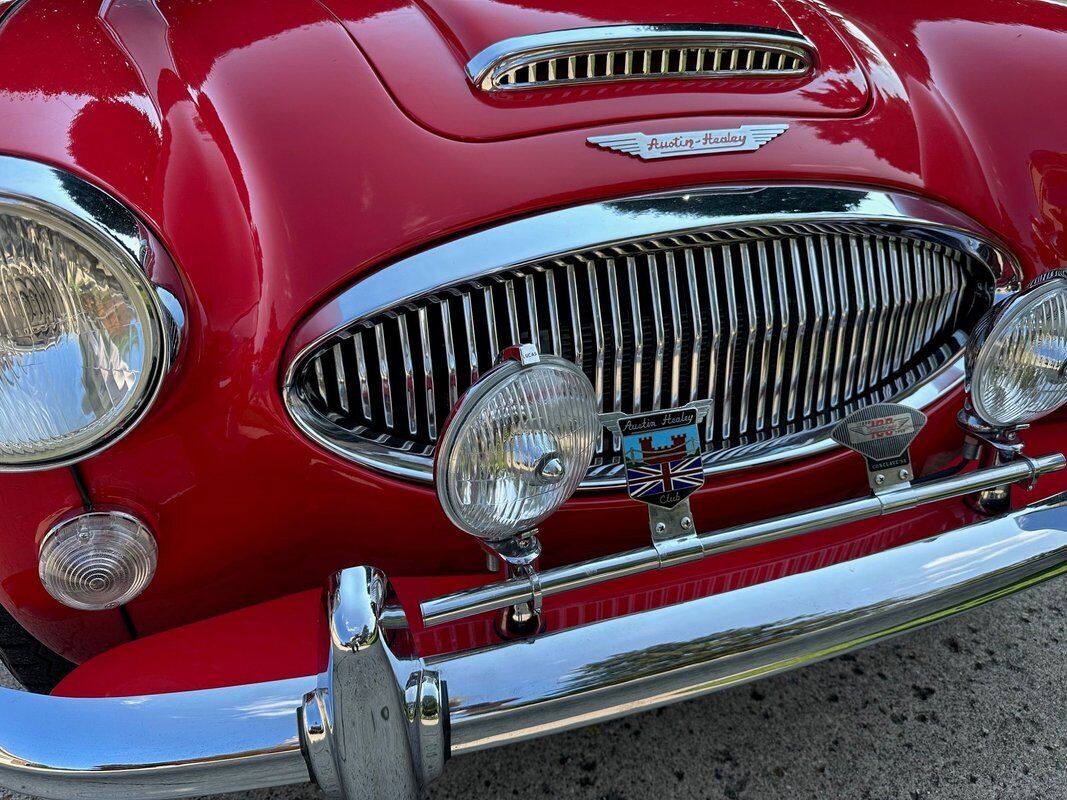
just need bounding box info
[467,25,815,92]
[284,186,1020,487]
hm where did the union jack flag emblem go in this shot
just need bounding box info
[626,455,705,503]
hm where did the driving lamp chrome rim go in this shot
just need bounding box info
[966,272,1067,429]
[0,156,182,471]
[433,346,598,542]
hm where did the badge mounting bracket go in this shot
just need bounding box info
[831,403,928,495]
[602,400,710,550]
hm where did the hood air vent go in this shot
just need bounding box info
[467,25,815,92]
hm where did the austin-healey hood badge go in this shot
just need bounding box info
[588,124,788,160]
[831,403,928,494]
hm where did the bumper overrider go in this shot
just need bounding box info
[2,468,1067,799]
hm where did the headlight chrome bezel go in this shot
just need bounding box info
[966,272,1067,429]
[0,156,184,472]
[433,345,599,543]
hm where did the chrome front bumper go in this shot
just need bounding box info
[3,491,1067,800]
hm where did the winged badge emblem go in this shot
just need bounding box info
[587,124,789,160]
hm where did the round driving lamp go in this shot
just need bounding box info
[433,346,599,543]
[38,511,158,610]
[0,193,172,470]
[967,273,1067,428]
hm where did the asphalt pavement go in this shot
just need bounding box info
[2,575,1065,800]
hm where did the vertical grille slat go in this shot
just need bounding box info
[720,246,739,439]
[299,220,986,482]
[844,235,867,401]
[649,254,666,411]
[786,238,807,423]
[373,325,393,429]
[353,332,371,419]
[398,314,418,435]
[684,249,703,405]
[816,235,837,413]
[417,306,436,440]
[754,241,774,433]
[737,243,758,436]
[802,236,825,418]
[770,240,789,428]
[665,251,684,409]
[703,247,721,444]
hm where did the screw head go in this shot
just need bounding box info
[680,516,693,530]
[654,522,667,534]
[875,473,886,485]
[537,456,565,484]
[898,468,911,480]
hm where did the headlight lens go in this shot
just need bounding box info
[0,202,166,468]
[434,353,598,541]
[969,277,1067,427]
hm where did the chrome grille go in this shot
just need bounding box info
[494,45,808,89]
[467,26,814,92]
[294,222,986,482]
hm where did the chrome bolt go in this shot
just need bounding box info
[654,522,667,535]
[680,517,692,531]
[875,474,886,485]
[537,456,565,484]
[898,468,910,480]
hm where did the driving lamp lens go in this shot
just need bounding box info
[435,355,598,541]
[970,278,1067,427]
[0,203,165,468]
[39,512,158,610]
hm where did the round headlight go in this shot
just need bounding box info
[968,276,1067,428]
[434,349,599,542]
[0,198,169,469]
[39,511,158,610]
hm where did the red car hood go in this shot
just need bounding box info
[320,0,871,141]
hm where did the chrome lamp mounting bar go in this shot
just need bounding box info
[420,452,1065,626]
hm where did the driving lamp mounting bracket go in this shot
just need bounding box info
[958,407,1033,515]
[484,532,544,635]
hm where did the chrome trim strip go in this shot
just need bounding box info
[466,24,815,91]
[282,185,1021,486]
[0,155,184,472]
[4,493,1067,798]
[421,453,1066,625]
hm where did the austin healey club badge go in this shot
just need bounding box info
[602,402,710,510]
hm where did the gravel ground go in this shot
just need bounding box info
[2,576,1065,800]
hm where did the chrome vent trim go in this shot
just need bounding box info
[467,25,815,91]
[284,186,1020,487]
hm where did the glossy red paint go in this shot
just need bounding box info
[330,0,871,140]
[0,0,1065,672]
